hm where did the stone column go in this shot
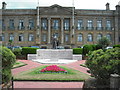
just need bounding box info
[61,18,64,44]
[110,74,120,89]
[48,18,51,44]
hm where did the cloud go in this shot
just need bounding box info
[0,0,119,10]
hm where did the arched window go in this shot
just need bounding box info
[29,34,34,41]
[65,34,69,42]
[42,34,47,42]
[87,34,93,42]
[97,34,102,40]
[0,33,5,41]
[106,34,111,41]
[77,34,83,42]
[19,34,24,41]
[9,33,14,41]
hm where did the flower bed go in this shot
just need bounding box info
[40,65,67,73]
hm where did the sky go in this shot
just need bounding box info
[0,0,120,10]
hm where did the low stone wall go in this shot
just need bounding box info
[73,55,82,60]
[27,54,37,60]
[37,49,73,60]
[28,54,82,61]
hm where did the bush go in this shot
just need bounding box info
[0,47,16,84]
[97,37,110,50]
[22,47,39,56]
[113,44,120,48]
[82,45,94,56]
[73,48,82,54]
[12,48,22,58]
[95,44,102,50]
[86,48,120,85]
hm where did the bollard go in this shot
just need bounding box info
[110,74,120,89]
[12,77,14,90]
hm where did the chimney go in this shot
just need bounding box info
[2,2,7,9]
[106,3,110,10]
[116,5,120,11]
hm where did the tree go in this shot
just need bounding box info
[97,37,110,50]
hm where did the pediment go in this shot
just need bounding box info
[39,4,73,15]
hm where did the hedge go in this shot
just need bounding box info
[82,44,102,56]
[12,48,22,59]
[22,47,39,56]
[82,45,94,56]
[113,44,120,48]
[73,48,82,54]
[0,47,16,84]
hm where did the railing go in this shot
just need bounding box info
[18,26,25,30]
[105,27,113,30]
[41,26,48,30]
[96,27,104,30]
[27,26,35,30]
[86,27,94,30]
[51,26,60,30]
[8,26,15,30]
[63,27,70,30]
[76,27,84,30]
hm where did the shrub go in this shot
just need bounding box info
[113,44,120,48]
[95,44,102,50]
[97,37,110,50]
[82,45,93,56]
[86,48,120,85]
[22,47,39,56]
[73,48,82,54]
[12,48,22,58]
[0,47,16,84]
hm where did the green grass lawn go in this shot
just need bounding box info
[13,65,91,81]
[12,61,27,69]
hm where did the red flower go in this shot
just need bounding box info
[40,65,66,72]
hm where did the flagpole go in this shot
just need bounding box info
[72,0,75,36]
[37,0,40,35]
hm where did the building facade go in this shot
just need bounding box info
[1,2,120,48]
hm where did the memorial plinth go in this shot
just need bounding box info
[36,49,73,60]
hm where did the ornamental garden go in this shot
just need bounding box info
[1,37,120,89]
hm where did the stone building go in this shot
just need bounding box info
[1,2,120,48]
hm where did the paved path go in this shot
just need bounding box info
[14,81,84,88]
[12,60,90,88]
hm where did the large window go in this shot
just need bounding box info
[0,34,5,41]
[77,20,83,30]
[106,20,111,30]
[42,34,47,42]
[9,33,14,41]
[41,19,47,30]
[28,19,34,30]
[19,20,24,30]
[77,34,83,42]
[19,34,24,41]
[65,34,69,42]
[52,19,59,30]
[2,19,5,30]
[97,34,102,40]
[29,34,34,41]
[64,19,70,30]
[9,19,14,30]
[87,34,93,42]
[87,20,93,30]
[97,20,102,30]
[106,34,111,41]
